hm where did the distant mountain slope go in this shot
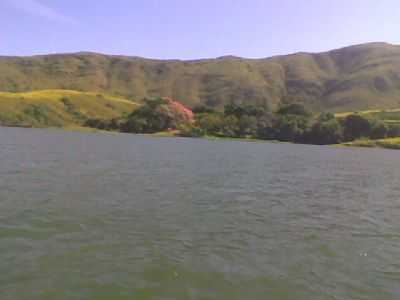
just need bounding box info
[0,90,137,127]
[1,42,400,112]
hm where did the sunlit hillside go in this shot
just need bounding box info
[0,90,137,128]
[1,43,400,112]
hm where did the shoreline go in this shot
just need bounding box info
[1,124,399,150]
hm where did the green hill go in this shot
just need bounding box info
[0,90,137,128]
[1,42,400,112]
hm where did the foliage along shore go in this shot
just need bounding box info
[1,90,400,150]
[84,96,400,149]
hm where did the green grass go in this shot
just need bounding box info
[335,108,400,126]
[0,90,137,128]
[335,108,400,150]
[335,108,400,117]
[342,137,400,150]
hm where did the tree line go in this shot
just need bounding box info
[85,98,400,145]
[182,103,400,144]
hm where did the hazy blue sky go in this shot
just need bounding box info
[1,0,399,59]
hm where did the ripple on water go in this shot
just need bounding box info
[1,128,400,300]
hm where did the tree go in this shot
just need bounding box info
[318,112,336,122]
[220,115,239,137]
[273,115,309,142]
[342,114,372,141]
[192,105,216,114]
[307,118,343,145]
[121,97,194,133]
[237,115,258,137]
[387,124,400,138]
[196,113,224,135]
[256,114,275,140]
[224,103,267,118]
[369,120,388,140]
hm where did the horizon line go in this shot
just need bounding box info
[0,41,397,61]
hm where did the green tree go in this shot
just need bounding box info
[237,115,258,137]
[273,115,309,142]
[307,118,343,145]
[192,105,216,114]
[220,115,239,137]
[224,103,267,118]
[387,124,400,138]
[342,114,372,141]
[369,120,388,140]
[196,113,224,135]
[121,97,193,133]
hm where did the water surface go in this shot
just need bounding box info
[1,127,400,300]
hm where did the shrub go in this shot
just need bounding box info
[179,124,204,137]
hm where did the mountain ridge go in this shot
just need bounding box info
[1,42,397,60]
[1,42,400,112]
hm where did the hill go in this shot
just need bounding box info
[1,43,400,112]
[0,90,137,128]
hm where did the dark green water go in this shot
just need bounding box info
[1,127,400,300]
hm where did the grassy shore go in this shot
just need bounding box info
[342,137,400,150]
[3,122,400,150]
[151,133,400,149]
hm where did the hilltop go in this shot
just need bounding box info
[1,42,400,112]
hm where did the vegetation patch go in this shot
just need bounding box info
[0,90,137,128]
[343,137,400,150]
[85,99,400,148]
[23,104,52,126]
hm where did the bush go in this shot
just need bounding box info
[179,124,204,137]
[84,118,122,130]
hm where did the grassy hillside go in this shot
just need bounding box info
[0,90,137,128]
[1,43,400,112]
[335,108,400,150]
[336,108,400,125]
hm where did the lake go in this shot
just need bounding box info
[1,127,400,300]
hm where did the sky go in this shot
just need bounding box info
[1,0,399,59]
